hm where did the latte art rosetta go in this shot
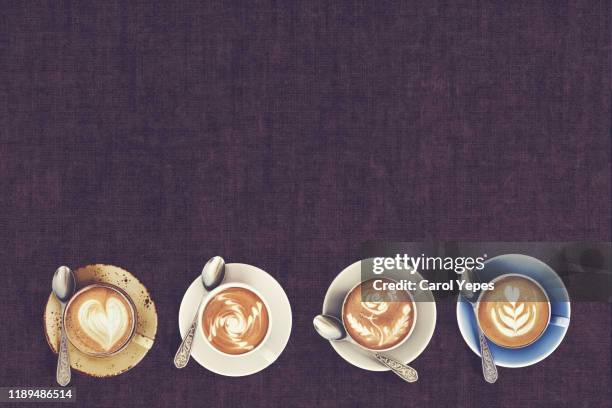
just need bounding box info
[478,275,550,348]
[488,286,537,338]
[202,287,269,355]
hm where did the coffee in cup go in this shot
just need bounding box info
[64,283,137,356]
[341,278,416,351]
[477,274,550,348]
[200,284,270,355]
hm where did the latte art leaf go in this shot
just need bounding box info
[478,276,550,348]
[489,286,538,338]
[343,279,415,350]
[346,313,374,338]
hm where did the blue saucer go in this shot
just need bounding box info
[456,254,571,368]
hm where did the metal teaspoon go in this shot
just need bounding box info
[52,266,76,386]
[313,314,419,383]
[174,256,225,368]
[459,268,498,383]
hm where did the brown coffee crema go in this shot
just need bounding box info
[202,287,269,355]
[64,286,134,355]
[478,275,550,348]
[342,278,415,350]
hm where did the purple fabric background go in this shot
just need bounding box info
[0,1,610,407]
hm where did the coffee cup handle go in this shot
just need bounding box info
[549,315,570,328]
[258,346,277,363]
[132,333,154,350]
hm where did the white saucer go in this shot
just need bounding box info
[178,263,292,376]
[322,260,437,371]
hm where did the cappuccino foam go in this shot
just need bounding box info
[65,286,134,355]
[478,275,549,348]
[202,287,269,355]
[342,278,415,350]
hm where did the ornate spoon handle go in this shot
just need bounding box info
[56,304,71,386]
[174,312,199,368]
[478,327,498,383]
[374,353,418,383]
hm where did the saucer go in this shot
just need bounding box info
[44,264,157,377]
[178,263,292,376]
[322,260,437,371]
[456,254,571,368]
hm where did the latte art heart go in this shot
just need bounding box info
[64,285,135,355]
[78,298,130,351]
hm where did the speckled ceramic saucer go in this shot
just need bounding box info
[43,264,157,377]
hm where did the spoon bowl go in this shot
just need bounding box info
[459,267,483,304]
[202,256,225,291]
[52,266,75,303]
[313,315,346,341]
